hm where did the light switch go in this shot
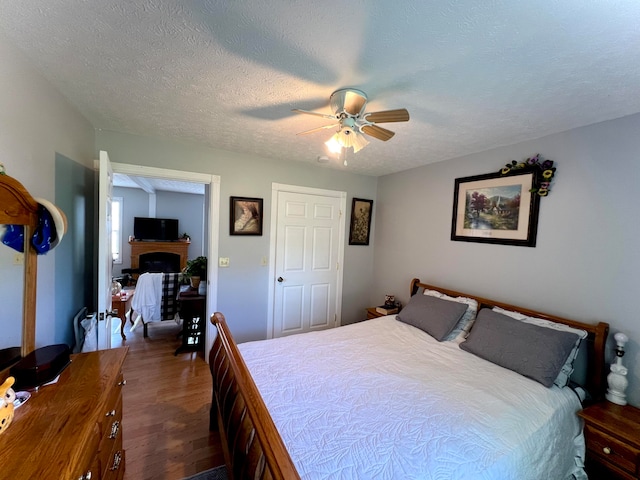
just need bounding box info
[261,256,268,266]
[219,257,230,268]
[13,253,24,265]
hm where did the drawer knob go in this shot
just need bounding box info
[602,446,611,455]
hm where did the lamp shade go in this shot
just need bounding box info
[325,134,342,154]
[325,127,369,154]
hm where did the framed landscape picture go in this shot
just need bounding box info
[230,196,263,236]
[349,198,373,245]
[451,170,540,247]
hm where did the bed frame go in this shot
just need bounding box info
[209,278,610,479]
[209,311,300,479]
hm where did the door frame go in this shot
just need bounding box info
[267,183,347,339]
[97,151,114,350]
[110,162,221,362]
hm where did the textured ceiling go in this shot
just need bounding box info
[1,1,640,176]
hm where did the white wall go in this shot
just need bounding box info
[96,130,378,342]
[157,190,206,258]
[0,32,95,349]
[374,113,640,407]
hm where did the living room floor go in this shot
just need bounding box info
[111,317,225,479]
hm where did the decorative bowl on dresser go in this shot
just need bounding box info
[0,347,128,479]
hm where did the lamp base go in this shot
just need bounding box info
[605,390,627,406]
[606,367,629,406]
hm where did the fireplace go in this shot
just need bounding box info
[129,241,189,273]
[139,252,181,273]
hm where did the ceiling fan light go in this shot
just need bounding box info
[351,131,369,153]
[338,129,369,153]
[325,134,342,154]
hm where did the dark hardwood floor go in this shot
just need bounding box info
[111,316,225,479]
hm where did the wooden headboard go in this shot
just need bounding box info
[410,278,610,401]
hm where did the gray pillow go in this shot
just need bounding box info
[397,294,467,341]
[460,309,580,387]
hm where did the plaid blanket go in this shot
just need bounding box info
[160,272,180,320]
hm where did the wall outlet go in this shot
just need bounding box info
[219,257,230,268]
[13,253,24,265]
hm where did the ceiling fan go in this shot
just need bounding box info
[292,88,410,154]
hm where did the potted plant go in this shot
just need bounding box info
[184,256,207,289]
[179,232,191,242]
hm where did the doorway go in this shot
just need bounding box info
[103,160,220,361]
[267,183,346,339]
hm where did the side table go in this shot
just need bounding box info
[366,306,400,319]
[578,401,640,479]
[112,290,134,340]
[175,289,206,355]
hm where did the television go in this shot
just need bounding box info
[133,217,179,241]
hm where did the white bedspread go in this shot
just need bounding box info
[238,316,586,480]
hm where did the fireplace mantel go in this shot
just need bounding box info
[129,241,190,271]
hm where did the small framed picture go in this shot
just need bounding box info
[349,198,373,245]
[451,170,540,247]
[230,196,263,236]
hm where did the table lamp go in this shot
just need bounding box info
[605,332,629,405]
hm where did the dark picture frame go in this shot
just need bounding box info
[451,170,540,247]
[230,196,263,236]
[349,198,373,245]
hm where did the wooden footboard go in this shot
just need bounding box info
[209,312,300,480]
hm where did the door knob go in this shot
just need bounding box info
[277,276,284,283]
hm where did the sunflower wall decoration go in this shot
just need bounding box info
[500,154,556,197]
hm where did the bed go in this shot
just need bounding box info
[209,278,609,480]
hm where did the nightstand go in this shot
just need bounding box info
[578,402,640,479]
[365,307,400,319]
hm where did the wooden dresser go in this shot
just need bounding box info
[0,347,128,479]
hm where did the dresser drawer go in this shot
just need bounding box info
[584,424,640,475]
[99,393,123,469]
[75,422,102,480]
[101,390,123,434]
[76,454,101,480]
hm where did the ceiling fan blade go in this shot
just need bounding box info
[296,124,339,136]
[361,124,396,141]
[364,108,410,123]
[291,108,336,120]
